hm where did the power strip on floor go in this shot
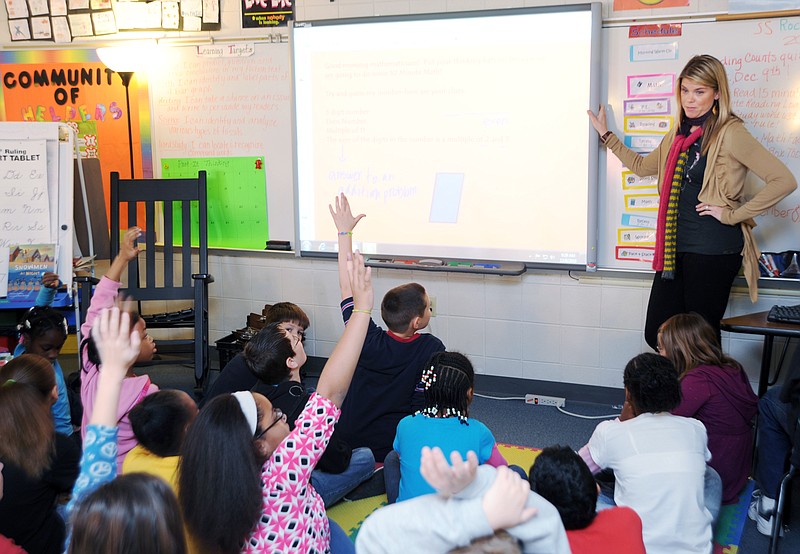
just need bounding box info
[525,394,566,408]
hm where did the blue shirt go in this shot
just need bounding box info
[394,414,495,502]
[64,424,118,550]
[14,286,73,436]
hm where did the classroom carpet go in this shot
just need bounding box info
[327,443,754,552]
[327,444,542,541]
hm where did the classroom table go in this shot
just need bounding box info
[720,310,800,396]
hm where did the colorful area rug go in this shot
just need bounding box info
[327,443,753,552]
[713,479,755,554]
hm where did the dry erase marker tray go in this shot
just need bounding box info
[364,258,526,276]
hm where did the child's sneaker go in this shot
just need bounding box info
[748,490,776,536]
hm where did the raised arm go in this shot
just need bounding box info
[81,228,141,339]
[106,227,141,283]
[90,307,142,426]
[66,307,142,520]
[34,272,61,307]
[316,250,373,407]
[588,104,662,178]
[329,193,365,300]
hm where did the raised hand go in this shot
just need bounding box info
[348,250,373,313]
[121,227,142,262]
[420,446,479,497]
[482,466,538,531]
[41,272,62,289]
[92,307,141,380]
[586,104,609,136]
[329,193,365,234]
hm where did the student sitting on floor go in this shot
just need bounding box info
[66,307,187,553]
[330,193,445,462]
[0,354,80,554]
[528,445,645,554]
[202,301,310,404]
[356,446,570,554]
[80,227,158,472]
[658,312,758,505]
[14,276,74,437]
[121,389,199,493]
[579,352,720,554]
[384,351,511,503]
[251,322,375,507]
[179,251,373,554]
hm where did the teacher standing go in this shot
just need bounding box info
[588,54,796,350]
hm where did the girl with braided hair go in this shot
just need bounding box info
[385,351,511,503]
[15,300,74,437]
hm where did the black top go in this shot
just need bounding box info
[678,139,743,255]
[0,433,80,554]
[336,298,445,462]
[252,380,354,473]
[208,356,354,473]
[201,353,258,408]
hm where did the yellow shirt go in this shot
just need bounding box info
[121,444,180,494]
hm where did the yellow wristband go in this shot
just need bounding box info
[352,309,371,314]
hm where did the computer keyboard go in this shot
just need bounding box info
[767,304,800,324]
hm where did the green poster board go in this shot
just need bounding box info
[161,157,268,250]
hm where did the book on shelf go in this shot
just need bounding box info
[5,244,57,302]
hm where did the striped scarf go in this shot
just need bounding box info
[653,126,704,278]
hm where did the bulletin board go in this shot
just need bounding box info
[161,156,268,250]
[598,15,800,271]
[148,41,293,249]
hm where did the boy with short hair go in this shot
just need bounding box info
[528,445,645,553]
[329,193,445,462]
[201,302,309,406]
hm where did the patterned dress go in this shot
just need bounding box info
[242,393,339,554]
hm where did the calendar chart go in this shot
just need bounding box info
[161,157,268,250]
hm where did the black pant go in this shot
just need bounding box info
[644,252,743,350]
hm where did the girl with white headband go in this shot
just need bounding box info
[179,251,373,554]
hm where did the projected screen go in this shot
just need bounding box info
[293,6,600,267]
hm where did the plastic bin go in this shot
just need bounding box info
[215,333,246,370]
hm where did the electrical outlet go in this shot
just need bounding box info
[430,296,437,317]
[525,394,565,408]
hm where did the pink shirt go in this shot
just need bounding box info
[80,277,158,472]
[243,393,338,554]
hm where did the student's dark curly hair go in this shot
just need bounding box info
[243,322,295,385]
[418,351,474,423]
[381,282,428,333]
[83,311,142,367]
[178,394,262,554]
[623,353,681,414]
[263,302,310,330]
[529,445,597,530]
[69,473,186,554]
[129,390,197,458]
[17,306,68,341]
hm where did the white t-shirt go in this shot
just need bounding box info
[588,412,712,554]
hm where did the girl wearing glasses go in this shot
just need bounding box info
[179,251,374,554]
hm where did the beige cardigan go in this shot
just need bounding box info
[605,118,797,301]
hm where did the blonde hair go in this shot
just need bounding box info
[675,54,741,155]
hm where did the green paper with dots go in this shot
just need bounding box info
[161,157,268,250]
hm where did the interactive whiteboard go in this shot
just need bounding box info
[292,5,602,268]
